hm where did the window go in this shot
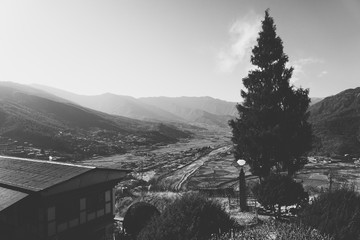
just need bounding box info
[47,207,55,222]
[57,198,79,223]
[80,197,86,224]
[105,190,112,214]
[47,206,56,237]
[87,192,105,213]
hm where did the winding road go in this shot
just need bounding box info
[169,146,232,191]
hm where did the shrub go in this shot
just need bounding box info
[212,220,333,240]
[123,202,160,238]
[253,174,308,217]
[300,188,360,240]
[137,193,237,240]
[116,196,134,216]
[138,191,180,213]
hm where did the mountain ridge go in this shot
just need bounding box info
[0,82,191,159]
[31,84,237,128]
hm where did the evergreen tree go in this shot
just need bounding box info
[229,9,312,179]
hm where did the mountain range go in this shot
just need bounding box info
[32,84,237,128]
[2,81,359,157]
[0,82,190,159]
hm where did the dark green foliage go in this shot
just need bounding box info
[137,193,237,240]
[123,202,160,238]
[253,174,308,217]
[213,220,333,240]
[309,87,360,156]
[301,188,360,240]
[229,9,312,179]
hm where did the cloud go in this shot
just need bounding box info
[290,57,324,84]
[318,70,328,78]
[218,11,262,73]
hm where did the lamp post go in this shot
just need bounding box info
[237,159,247,211]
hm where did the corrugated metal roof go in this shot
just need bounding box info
[0,156,94,192]
[0,186,28,211]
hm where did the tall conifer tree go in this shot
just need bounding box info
[229,10,312,179]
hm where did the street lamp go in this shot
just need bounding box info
[237,159,246,167]
[237,159,247,211]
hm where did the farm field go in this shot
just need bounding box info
[296,161,360,195]
[79,127,236,188]
[79,126,360,195]
[161,145,239,190]
[184,145,245,190]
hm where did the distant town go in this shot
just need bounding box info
[0,130,168,162]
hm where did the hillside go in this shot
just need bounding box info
[139,96,236,127]
[310,97,323,106]
[0,82,190,160]
[139,96,237,116]
[31,84,182,122]
[32,84,236,128]
[309,87,360,156]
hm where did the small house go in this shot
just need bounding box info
[0,156,130,240]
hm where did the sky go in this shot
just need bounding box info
[0,0,359,102]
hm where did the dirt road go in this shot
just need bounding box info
[165,146,232,191]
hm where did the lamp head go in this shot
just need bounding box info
[237,159,246,166]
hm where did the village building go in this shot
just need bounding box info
[0,156,130,240]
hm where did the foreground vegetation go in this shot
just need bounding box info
[253,174,309,218]
[116,191,335,240]
[137,194,236,240]
[300,187,360,240]
[213,221,333,240]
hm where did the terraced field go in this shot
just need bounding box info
[79,128,239,189]
[161,146,234,190]
[296,161,360,194]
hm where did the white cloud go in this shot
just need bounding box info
[318,70,328,78]
[218,11,262,73]
[290,57,324,84]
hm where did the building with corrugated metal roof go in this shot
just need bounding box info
[0,156,130,240]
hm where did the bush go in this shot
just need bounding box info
[123,202,160,238]
[300,188,360,240]
[137,193,237,240]
[253,174,308,217]
[138,191,180,213]
[212,220,333,240]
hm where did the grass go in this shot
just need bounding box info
[212,220,333,240]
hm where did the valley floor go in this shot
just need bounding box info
[80,126,360,196]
